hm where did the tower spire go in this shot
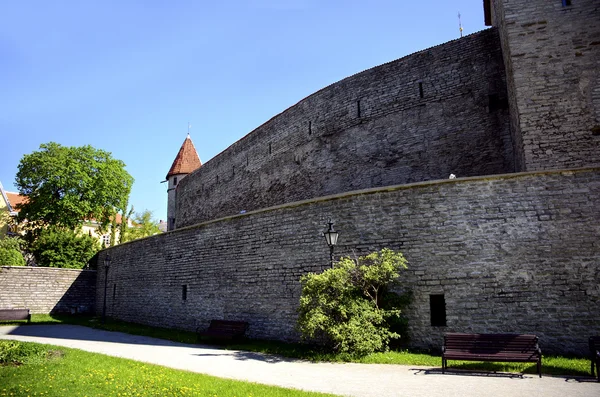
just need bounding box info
[458,12,464,38]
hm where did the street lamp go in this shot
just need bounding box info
[102,254,111,323]
[323,219,339,268]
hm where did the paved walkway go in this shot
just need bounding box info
[0,325,597,397]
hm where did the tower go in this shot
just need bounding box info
[485,0,600,171]
[166,134,202,231]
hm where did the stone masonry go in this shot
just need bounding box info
[490,0,600,171]
[97,0,600,357]
[99,168,600,355]
[0,267,96,314]
[176,28,513,228]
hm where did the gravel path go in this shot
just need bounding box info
[1,325,597,397]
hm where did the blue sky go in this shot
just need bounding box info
[0,0,487,222]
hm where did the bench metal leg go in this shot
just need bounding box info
[537,359,542,378]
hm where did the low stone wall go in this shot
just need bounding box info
[99,168,600,355]
[0,267,96,314]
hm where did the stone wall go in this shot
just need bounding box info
[99,168,600,355]
[176,28,514,228]
[0,267,96,314]
[491,0,600,171]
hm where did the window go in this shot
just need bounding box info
[430,294,447,326]
[562,0,572,6]
[113,284,116,299]
[173,177,178,186]
[102,234,110,247]
[418,81,424,98]
[182,285,188,301]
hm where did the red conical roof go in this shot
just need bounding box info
[166,134,202,179]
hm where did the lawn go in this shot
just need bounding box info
[0,340,335,397]
[1,314,592,378]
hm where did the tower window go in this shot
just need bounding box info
[182,285,188,301]
[173,177,178,186]
[562,0,571,6]
[418,81,424,98]
[430,294,447,327]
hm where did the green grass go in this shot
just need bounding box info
[1,314,592,378]
[0,340,335,397]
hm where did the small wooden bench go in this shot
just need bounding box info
[0,309,31,323]
[590,336,600,382]
[442,333,542,377]
[197,320,248,342]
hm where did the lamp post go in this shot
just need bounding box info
[323,219,339,268]
[102,254,111,324]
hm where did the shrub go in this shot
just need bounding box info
[0,340,59,365]
[30,227,99,268]
[0,248,26,266]
[297,248,409,356]
[0,237,25,266]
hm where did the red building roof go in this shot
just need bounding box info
[166,134,202,179]
[5,192,27,212]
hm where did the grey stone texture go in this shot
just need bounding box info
[0,267,96,314]
[176,28,514,228]
[98,168,600,355]
[97,0,600,357]
[491,0,600,171]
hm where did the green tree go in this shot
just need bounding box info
[15,142,134,233]
[297,248,409,356]
[30,227,99,269]
[0,236,25,266]
[124,210,161,241]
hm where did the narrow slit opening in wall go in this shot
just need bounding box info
[562,0,571,6]
[173,176,177,186]
[269,143,272,154]
[357,100,361,118]
[182,285,187,301]
[216,175,219,184]
[430,294,446,327]
[232,165,235,176]
[113,284,116,300]
[418,81,424,98]
[308,121,312,135]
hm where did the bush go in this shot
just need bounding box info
[0,340,58,365]
[297,248,409,356]
[30,227,99,268]
[0,248,26,266]
[0,237,25,266]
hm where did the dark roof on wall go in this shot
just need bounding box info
[166,134,202,179]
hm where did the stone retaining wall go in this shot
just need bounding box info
[99,168,600,355]
[0,267,96,314]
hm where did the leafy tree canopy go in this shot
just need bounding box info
[125,210,161,242]
[16,142,134,231]
[297,248,409,356]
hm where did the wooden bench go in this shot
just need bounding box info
[0,309,31,323]
[590,336,600,382]
[197,320,248,342]
[442,333,542,377]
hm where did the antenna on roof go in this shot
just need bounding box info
[458,12,463,38]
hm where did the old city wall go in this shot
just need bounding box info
[99,168,600,355]
[490,0,600,171]
[176,28,514,228]
[0,267,96,314]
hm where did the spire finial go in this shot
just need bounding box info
[458,12,463,38]
[187,122,191,137]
